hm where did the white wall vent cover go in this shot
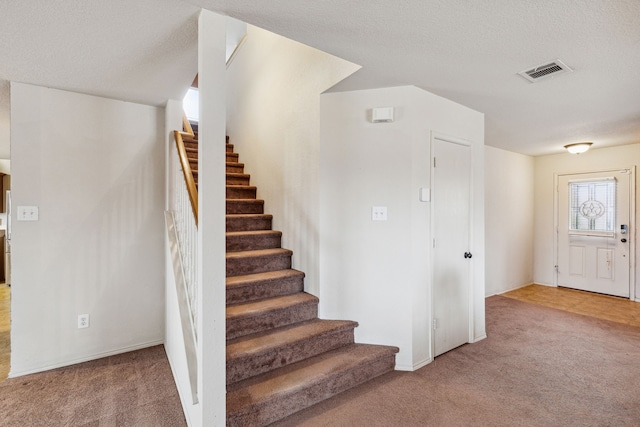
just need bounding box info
[518,59,572,83]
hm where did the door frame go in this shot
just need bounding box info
[430,132,475,357]
[553,166,636,300]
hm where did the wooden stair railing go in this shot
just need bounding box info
[174,117,198,226]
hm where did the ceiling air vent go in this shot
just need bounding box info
[518,59,572,83]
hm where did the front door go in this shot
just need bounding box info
[556,170,631,297]
[432,137,471,356]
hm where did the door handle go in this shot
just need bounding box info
[464,252,472,259]
[621,238,627,243]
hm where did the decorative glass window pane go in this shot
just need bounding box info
[569,178,616,233]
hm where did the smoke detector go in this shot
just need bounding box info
[518,59,572,83]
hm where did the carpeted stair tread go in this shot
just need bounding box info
[227,248,293,259]
[226,293,319,340]
[226,248,292,277]
[226,269,304,304]
[227,143,234,153]
[226,292,317,318]
[227,199,264,215]
[227,152,240,162]
[227,185,257,199]
[227,162,245,173]
[227,173,251,185]
[226,214,273,232]
[226,319,358,384]
[226,344,399,426]
[226,230,282,252]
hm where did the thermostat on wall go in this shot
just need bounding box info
[371,107,394,123]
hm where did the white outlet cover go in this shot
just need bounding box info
[78,314,90,329]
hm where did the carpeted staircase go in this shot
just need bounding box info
[183,131,399,426]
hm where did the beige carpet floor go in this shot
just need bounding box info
[0,345,186,426]
[2,296,639,426]
[272,295,640,426]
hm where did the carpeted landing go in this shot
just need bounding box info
[0,345,186,426]
[272,295,640,426]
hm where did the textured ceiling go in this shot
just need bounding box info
[1,1,639,157]
[188,0,640,156]
[0,0,200,157]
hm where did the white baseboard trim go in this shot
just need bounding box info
[9,339,164,378]
[471,334,487,343]
[487,282,556,298]
[395,357,433,372]
[411,357,433,371]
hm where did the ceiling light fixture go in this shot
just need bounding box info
[564,142,593,154]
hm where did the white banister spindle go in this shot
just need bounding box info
[170,144,199,339]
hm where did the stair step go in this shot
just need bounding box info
[227,230,282,252]
[226,214,273,232]
[226,173,251,185]
[226,344,399,426]
[227,185,257,200]
[226,319,357,385]
[227,152,239,163]
[227,143,234,153]
[226,269,305,305]
[182,139,198,150]
[227,199,264,215]
[227,162,245,174]
[226,293,318,340]
[185,147,198,158]
[226,248,292,277]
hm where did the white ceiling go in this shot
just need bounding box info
[0,0,201,158]
[187,0,640,156]
[1,1,639,157]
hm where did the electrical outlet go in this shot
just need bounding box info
[78,314,90,329]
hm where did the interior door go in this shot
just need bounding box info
[557,170,631,297]
[432,137,471,357]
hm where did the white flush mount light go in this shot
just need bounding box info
[564,142,593,154]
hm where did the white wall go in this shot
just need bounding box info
[534,143,640,300]
[225,25,360,297]
[164,11,228,426]
[485,146,535,296]
[10,83,165,376]
[197,10,227,426]
[320,86,485,370]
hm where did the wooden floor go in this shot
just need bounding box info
[503,284,640,328]
[0,283,10,381]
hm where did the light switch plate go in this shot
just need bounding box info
[17,206,39,221]
[372,206,388,221]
